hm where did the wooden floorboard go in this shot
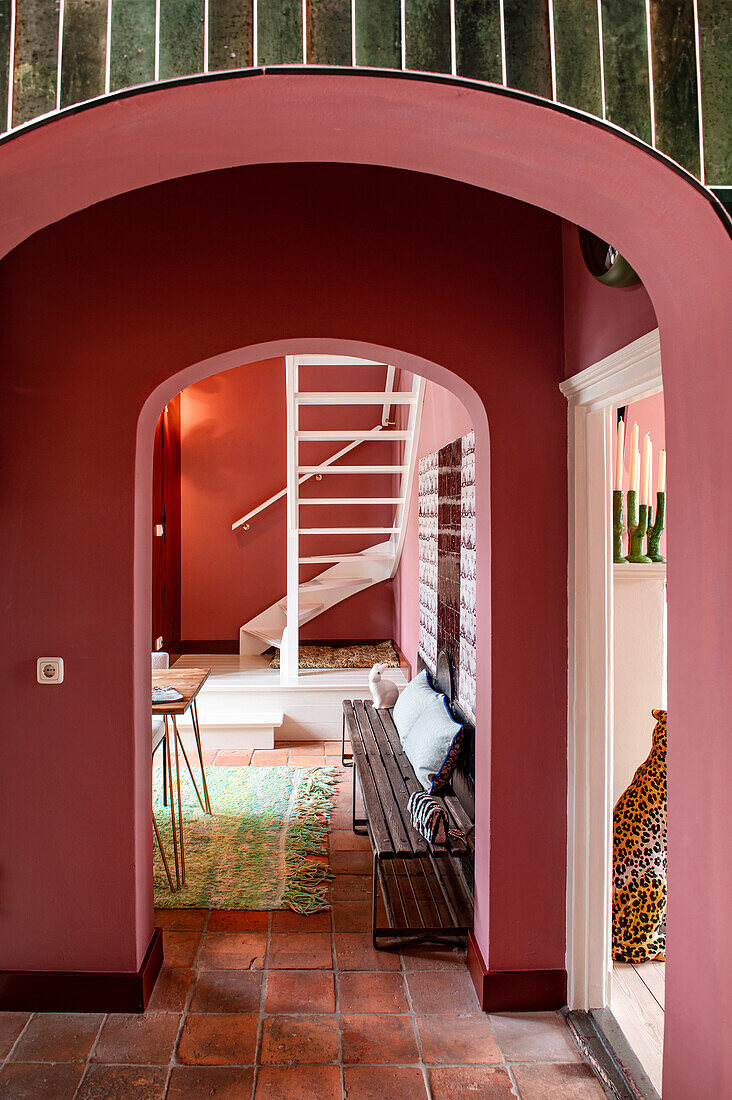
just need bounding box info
[611,963,664,1095]
[633,959,665,1009]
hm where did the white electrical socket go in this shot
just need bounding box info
[37,657,64,684]
[155,636,164,651]
[155,524,164,537]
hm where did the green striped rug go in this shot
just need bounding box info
[153,764,336,911]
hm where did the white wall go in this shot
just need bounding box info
[613,567,667,805]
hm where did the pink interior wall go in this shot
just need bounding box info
[179,358,398,642]
[2,75,731,1098]
[0,157,567,990]
[151,397,181,650]
[396,378,473,675]
[562,220,657,376]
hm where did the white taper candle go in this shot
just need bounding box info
[658,450,666,493]
[640,434,651,507]
[615,417,625,492]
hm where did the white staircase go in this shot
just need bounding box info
[233,355,425,680]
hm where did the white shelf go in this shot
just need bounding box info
[613,562,667,581]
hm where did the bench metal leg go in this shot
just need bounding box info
[162,733,167,807]
[352,766,368,836]
[341,710,353,767]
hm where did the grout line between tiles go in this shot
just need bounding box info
[70,1011,107,1098]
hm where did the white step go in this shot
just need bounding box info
[297,465,407,474]
[176,708,283,752]
[299,553,393,564]
[298,498,403,505]
[295,392,417,404]
[277,599,326,617]
[297,430,410,441]
[298,527,399,535]
[299,576,362,589]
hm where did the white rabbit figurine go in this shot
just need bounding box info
[369,663,399,709]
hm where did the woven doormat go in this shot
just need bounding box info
[270,640,400,669]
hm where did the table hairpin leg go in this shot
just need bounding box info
[172,715,186,887]
[152,813,176,892]
[172,720,206,814]
[191,699,212,814]
[164,716,181,890]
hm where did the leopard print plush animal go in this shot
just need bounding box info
[612,708,667,964]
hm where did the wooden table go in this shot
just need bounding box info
[153,667,212,890]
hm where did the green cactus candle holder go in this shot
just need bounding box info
[613,490,627,563]
[646,491,666,562]
[628,500,652,563]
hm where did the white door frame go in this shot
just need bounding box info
[560,329,663,1010]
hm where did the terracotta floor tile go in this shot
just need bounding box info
[337,972,408,1013]
[177,1013,258,1065]
[268,933,333,969]
[489,1012,581,1063]
[417,1014,502,1064]
[264,971,336,1014]
[260,1015,339,1064]
[331,874,372,902]
[197,933,267,970]
[512,1062,608,1098]
[0,1062,84,1099]
[254,1065,342,1100]
[166,1066,255,1099]
[343,1065,428,1099]
[75,1065,168,1099]
[329,830,372,853]
[334,933,401,971]
[405,970,481,1014]
[201,750,218,765]
[250,751,289,766]
[0,1013,30,1059]
[10,1012,103,1062]
[330,850,373,874]
[215,752,253,767]
[332,901,378,933]
[288,744,325,755]
[147,966,194,1011]
[93,1013,182,1065]
[400,947,468,971]
[340,1014,419,1064]
[208,910,270,932]
[163,930,201,967]
[289,757,328,768]
[270,909,332,934]
[429,1066,516,1099]
[154,908,208,931]
[189,970,263,1013]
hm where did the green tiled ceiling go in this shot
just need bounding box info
[60,0,107,109]
[553,0,602,117]
[405,0,451,74]
[307,0,351,64]
[2,0,731,186]
[209,0,253,71]
[159,0,205,79]
[649,0,700,176]
[354,0,400,68]
[455,0,501,83]
[698,0,732,184]
[0,0,10,126]
[12,0,60,126]
[110,0,155,90]
[601,0,652,145]
[504,0,552,99]
[258,0,303,64]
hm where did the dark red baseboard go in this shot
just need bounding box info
[0,927,163,1013]
[468,932,567,1012]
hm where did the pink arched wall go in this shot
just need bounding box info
[0,73,730,1099]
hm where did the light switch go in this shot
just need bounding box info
[37,657,64,684]
[155,524,164,537]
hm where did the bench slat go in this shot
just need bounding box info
[363,704,428,855]
[353,700,413,856]
[343,701,392,854]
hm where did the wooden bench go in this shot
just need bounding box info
[341,652,475,950]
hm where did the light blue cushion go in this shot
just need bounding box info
[402,694,464,794]
[392,669,437,744]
